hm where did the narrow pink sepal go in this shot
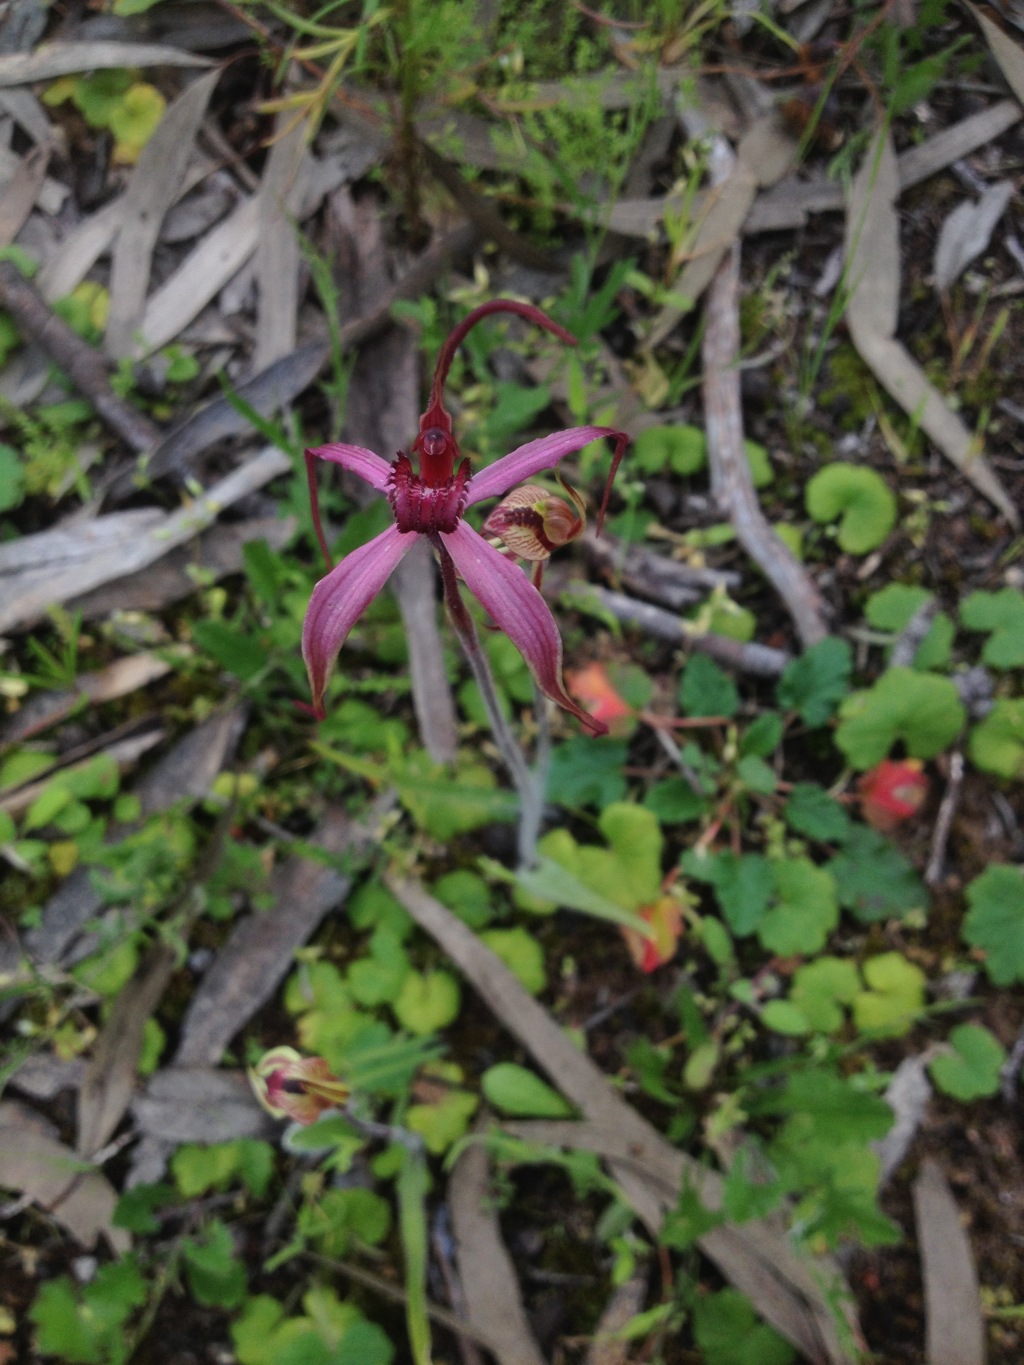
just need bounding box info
[465,426,623,507]
[441,522,607,735]
[306,442,394,492]
[302,524,417,714]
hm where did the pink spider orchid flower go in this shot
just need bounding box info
[302,298,627,735]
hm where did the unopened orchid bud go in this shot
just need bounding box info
[481,477,587,563]
[621,895,684,973]
[249,1046,350,1125]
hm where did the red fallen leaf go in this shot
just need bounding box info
[858,758,929,832]
[566,661,634,730]
[621,895,683,973]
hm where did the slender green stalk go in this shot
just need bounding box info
[435,539,546,868]
[398,1141,432,1365]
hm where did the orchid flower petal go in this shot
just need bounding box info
[441,521,607,735]
[307,442,394,492]
[302,524,417,715]
[466,426,623,507]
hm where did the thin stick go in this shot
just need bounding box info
[0,260,161,455]
[925,750,965,887]
[700,141,829,648]
[580,584,791,676]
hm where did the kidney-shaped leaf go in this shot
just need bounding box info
[758,858,838,956]
[929,1024,1005,1100]
[837,667,965,768]
[806,463,897,554]
[960,589,1024,669]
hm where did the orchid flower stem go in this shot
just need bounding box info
[436,538,545,868]
[517,684,551,869]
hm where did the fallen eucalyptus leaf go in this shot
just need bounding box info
[913,1159,985,1365]
[844,125,1018,527]
[934,181,1013,293]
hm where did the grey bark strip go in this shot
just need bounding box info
[173,801,392,1067]
[968,3,1024,103]
[0,1100,129,1254]
[0,85,53,143]
[76,945,178,1159]
[0,41,211,86]
[0,446,290,632]
[105,69,220,358]
[449,1129,548,1365]
[0,653,172,746]
[386,876,860,1365]
[67,515,294,620]
[608,100,1022,240]
[37,160,212,303]
[135,193,261,357]
[913,1159,986,1365]
[645,113,796,346]
[254,110,311,372]
[119,220,478,492]
[701,169,829,647]
[0,142,49,247]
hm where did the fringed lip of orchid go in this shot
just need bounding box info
[301,298,628,734]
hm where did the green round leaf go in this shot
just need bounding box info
[784,783,851,843]
[432,869,495,929]
[680,652,739,719]
[960,589,1024,669]
[864,584,932,630]
[968,698,1024,780]
[761,1000,811,1036]
[790,956,861,1033]
[758,858,838,956]
[633,423,707,475]
[864,585,953,669]
[851,952,926,1037]
[0,443,25,512]
[479,928,546,995]
[392,969,461,1035]
[836,667,965,768]
[806,462,897,553]
[481,1062,573,1117]
[929,1024,1005,1101]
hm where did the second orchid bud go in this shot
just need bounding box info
[481,476,587,570]
[249,1046,351,1126]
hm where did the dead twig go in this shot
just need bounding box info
[924,751,965,887]
[0,260,162,454]
[582,527,740,611]
[578,584,791,676]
